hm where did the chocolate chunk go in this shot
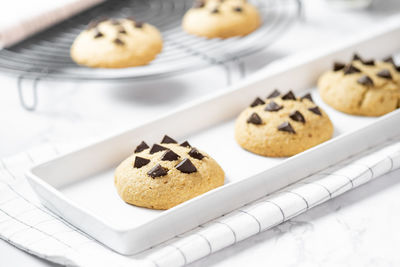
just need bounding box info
[134,156,150,168]
[134,21,143,28]
[134,141,149,153]
[193,0,205,8]
[147,164,168,178]
[396,66,400,72]
[383,56,395,65]
[281,91,296,100]
[233,6,243,12]
[176,158,197,174]
[267,89,280,99]
[161,135,177,144]
[363,59,375,66]
[289,110,306,123]
[161,150,180,161]
[308,106,322,116]
[94,30,103,38]
[149,144,168,154]
[180,141,191,148]
[377,69,392,79]
[250,97,265,107]
[343,64,361,75]
[211,8,219,13]
[357,75,374,86]
[264,101,283,112]
[118,27,127,34]
[114,38,124,45]
[333,62,345,71]
[247,112,262,125]
[188,148,205,160]
[277,122,295,134]
[352,53,362,61]
[301,93,313,102]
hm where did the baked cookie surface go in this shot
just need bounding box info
[235,90,334,157]
[71,18,163,68]
[318,54,400,116]
[182,0,261,38]
[114,135,225,210]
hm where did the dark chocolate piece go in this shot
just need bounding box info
[281,91,296,100]
[118,27,127,34]
[267,89,280,99]
[193,0,205,8]
[308,106,322,116]
[211,7,219,13]
[114,38,124,45]
[264,101,283,112]
[343,64,361,75]
[301,93,313,102]
[357,75,374,86]
[161,150,180,161]
[377,69,392,80]
[289,110,306,123]
[135,21,144,28]
[250,97,265,107]
[188,148,205,160]
[176,158,197,174]
[134,141,149,153]
[134,156,150,168]
[352,53,362,61]
[247,112,262,125]
[149,144,168,154]
[333,62,346,71]
[161,135,177,144]
[94,30,103,38]
[363,59,375,66]
[233,6,243,12]
[277,122,295,134]
[147,164,168,178]
[383,56,395,65]
[180,141,191,148]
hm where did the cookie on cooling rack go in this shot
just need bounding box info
[182,0,261,38]
[234,90,334,157]
[70,18,163,68]
[114,135,225,210]
[318,54,400,116]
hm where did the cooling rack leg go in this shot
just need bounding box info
[17,76,39,111]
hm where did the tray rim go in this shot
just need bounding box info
[26,15,400,253]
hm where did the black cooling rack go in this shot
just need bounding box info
[0,0,301,109]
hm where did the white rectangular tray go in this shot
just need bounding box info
[27,17,400,255]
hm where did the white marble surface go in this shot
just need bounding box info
[1,0,400,266]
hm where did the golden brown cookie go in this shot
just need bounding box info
[71,18,163,68]
[318,54,400,116]
[114,135,225,210]
[235,90,334,157]
[182,0,261,38]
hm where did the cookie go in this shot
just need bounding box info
[235,90,334,157]
[182,0,261,39]
[70,18,163,68]
[114,135,225,210]
[318,54,400,116]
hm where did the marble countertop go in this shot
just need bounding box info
[1,0,400,266]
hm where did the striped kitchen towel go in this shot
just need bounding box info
[0,136,399,266]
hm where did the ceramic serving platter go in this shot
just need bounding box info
[27,16,400,255]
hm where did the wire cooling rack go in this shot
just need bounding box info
[0,0,301,109]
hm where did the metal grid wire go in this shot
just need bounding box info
[0,0,301,81]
